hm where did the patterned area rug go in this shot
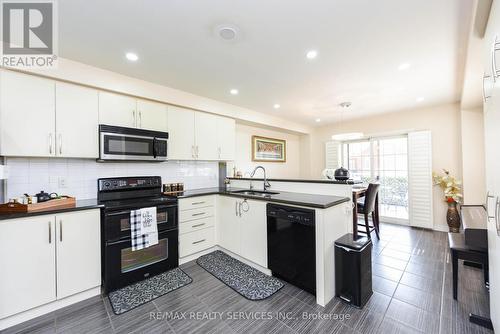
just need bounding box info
[196,250,284,300]
[108,267,192,315]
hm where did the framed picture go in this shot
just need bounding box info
[252,136,286,162]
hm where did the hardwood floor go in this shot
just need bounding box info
[4,223,493,334]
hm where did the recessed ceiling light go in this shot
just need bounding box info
[416,97,425,102]
[273,104,281,109]
[125,52,139,61]
[315,118,321,122]
[398,63,410,70]
[219,27,237,40]
[230,89,239,95]
[306,50,318,60]
[215,24,240,41]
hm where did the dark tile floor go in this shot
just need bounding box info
[4,223,493,334]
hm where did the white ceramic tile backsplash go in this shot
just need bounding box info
[5,158,219,200]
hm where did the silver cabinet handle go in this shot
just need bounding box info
[496,197,500,236]
[59,220,62,242]
[192,223,206,228]
[483,74,492,102]
[132,110,136,127]
[192,212,205,217]
[238,201,242,217]
[48,222,52,244]
[139,111,142,128]
[191,145,195,158]
[486,191,495,219]
[192,201,205,205]
[492,36,500,81]
[58,134,62,155]
[235,201,238,216]
[192,239,206,245]
[49,134,53,154]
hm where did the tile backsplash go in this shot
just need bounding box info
[4,158,219,201]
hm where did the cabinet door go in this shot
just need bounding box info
[136,99,168,132]
[98,91,137,128]
[216,116,236,161]
[55,82,99,158]
[168,106,196,160]
[240,199,268,267]
[0,216,56,318]
[216,196,241,254]
[195,112,218,160]
[56,210,101,299]
[0,70,55,157]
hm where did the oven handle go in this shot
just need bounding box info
[106,229,175,246]
[105,205,177,217]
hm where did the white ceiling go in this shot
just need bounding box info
[59,0,473,126]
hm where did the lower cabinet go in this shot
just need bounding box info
[217,196,267,268]
[0,209,101,319]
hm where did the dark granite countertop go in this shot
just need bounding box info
[227,177,362,185]
[170,187,350,209]
[0,199,104,221]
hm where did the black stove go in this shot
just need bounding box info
[98,176,179,293]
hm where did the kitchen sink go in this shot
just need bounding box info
[230,189,280,197]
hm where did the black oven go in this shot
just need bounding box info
[99,125,168,161]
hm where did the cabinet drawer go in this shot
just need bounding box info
[179,227,215,257]
[179,206,214,222]
[179,216,215,235]
[179,195,215,211]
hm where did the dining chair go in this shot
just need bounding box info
[356,183,380,239]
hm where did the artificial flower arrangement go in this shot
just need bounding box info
[432,169,462,203]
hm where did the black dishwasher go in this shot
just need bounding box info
[267,203,316,294]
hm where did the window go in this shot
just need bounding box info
[342,136,409,222]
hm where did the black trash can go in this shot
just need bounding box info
[334,233,373,308]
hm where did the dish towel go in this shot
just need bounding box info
[130,207,158,251]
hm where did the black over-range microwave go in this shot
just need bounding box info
[98,125,168,161]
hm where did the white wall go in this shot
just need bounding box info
[228,123,301,179]
[307,103,463,231]
[5,158,218,201]
[460,108,486,204]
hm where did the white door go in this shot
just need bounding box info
[136,99,168,132]
[55,82,99,158]
[195,112,218,160]
[0,216,56,318]
[216,116,236,161]
[98,91,137,128]
[168,106,196,160]
[240,199,267,267]
[56,210,101,299]
[217,196,241,254]
[0,70,56,157]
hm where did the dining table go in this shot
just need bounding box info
[352,186,379,239]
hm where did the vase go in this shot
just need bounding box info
[446,201,460,233]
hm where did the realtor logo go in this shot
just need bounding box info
[1,0,58,68]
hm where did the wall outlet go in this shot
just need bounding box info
[58,177,67,188]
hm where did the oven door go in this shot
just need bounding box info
[100,129,167,161]
[104,204,177,241]
[104,228,178,293]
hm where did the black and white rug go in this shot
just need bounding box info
[196,250,284,300]
[108,267,192,315]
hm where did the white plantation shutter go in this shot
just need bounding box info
[325,141,341,169]
[408,131,433,229]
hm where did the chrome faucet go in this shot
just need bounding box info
[250,165,271,191]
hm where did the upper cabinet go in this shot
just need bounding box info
[98,92,168,132]
[0,71,56,157]
[55,82,99,158]
[168,105,235,161]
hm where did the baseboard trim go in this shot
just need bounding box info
[0,286,101,331]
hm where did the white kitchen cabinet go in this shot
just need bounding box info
[168,105,196,160]
[217,196,241,254]
[55,82,99,158]
[216,116,236,161]
[0,70,56,157]
[0,209,100,320]
[216,196,267,267]
[55,210,101,299]
[98,91,137,128]
[136,99,168,132]
[0,216,56,318]
[239,199,267,267]
[195,112,218,160]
